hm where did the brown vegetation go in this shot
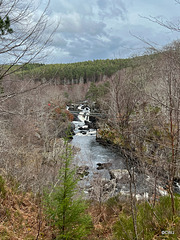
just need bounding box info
[0,177,53,240]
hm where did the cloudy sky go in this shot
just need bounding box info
[44,0,180,63]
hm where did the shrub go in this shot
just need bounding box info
[113,196,180,240]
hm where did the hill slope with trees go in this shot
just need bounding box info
[15,56,147,84]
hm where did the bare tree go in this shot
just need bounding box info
[0,0,58,92]
[0,76,72,192]
[129,2,180,214]
[148,45,180,214]
[140,3,180,212]
[104,68,144,148]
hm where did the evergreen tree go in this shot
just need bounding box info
[44,139,92,240]
[0,16,13,35]
[86,82,99,102]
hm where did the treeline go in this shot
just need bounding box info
[16,58,139,84]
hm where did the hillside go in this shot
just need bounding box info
[14,55,154,84]
[0,175,53,240]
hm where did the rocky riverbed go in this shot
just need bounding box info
[68,103,180,201]
[71,120,173,201]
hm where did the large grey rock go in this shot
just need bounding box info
[97,162,112,170]
[87,178,117,200]
[77,165,89,178]
[109,169,129,180]
[103,179,117,192]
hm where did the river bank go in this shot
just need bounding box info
[71,119,172,201]
[96,128,180,195]
[68,100,180,201]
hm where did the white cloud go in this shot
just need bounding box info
[44,0,180,63]
[97,0,127,20]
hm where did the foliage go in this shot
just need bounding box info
[15,58,133,83]
[113,195,180,240]
[43,140,92,240]
[0,175,6,198]
[97,127,126,147]
[0,16,13,35]
[85,82,109,103]
[47,101,74,122]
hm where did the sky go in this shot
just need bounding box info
[43,0,180,64]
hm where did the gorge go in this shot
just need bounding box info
[69,103,180,201]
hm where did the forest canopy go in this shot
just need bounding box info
[14,56,148,83]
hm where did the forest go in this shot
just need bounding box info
[15,58,134,84]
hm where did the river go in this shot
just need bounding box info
[71,115,180,200]
[72,121,125,177]
[71,120,157,200]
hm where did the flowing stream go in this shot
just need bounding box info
[70,113,180,199]
[71,119,154,199]
[71,121,125,178]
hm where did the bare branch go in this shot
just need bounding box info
[0,0,59,80]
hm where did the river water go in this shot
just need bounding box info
[71,118,180,199]
[71,120,154,199]
[71,121,125,177]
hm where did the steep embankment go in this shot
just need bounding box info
[0,175,52,240]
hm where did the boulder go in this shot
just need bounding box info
[157,186,168,196]
[71,122,75,131]
[97,162,112,170]
[78,125,89,130]
[80,130,87,135]
[77,165,89,178]
[103,179,117,193]
[109,169,129,180]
